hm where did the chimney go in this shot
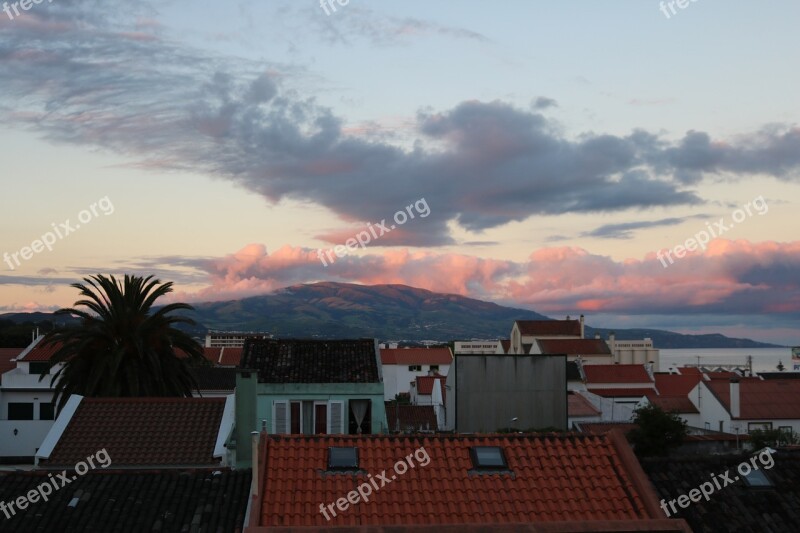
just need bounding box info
[594,333,600,340]
[251,431,261,495]
[579,315,585,338]
[730,378,740,418]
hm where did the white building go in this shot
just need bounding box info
[204,331,271,348]
[0,336,61,461]
[607,333,660,369]
[379,347,452,401]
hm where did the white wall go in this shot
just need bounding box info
[0,420,53,458]
[382,364,450,400]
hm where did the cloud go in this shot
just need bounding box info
[532,97,558,110]
[2,2,800,247]
[161,240,800,318]
[582,215,705,240]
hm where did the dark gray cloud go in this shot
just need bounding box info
[583,215,705,239]
[1,2,799,247]
[532,97,558,110]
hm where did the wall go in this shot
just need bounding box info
[383,364,450,400]
[454,355,567,432]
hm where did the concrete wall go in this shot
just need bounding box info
[453,355,567,432]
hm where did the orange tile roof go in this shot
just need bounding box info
[583,364,653,384]
[414,374,446,402]
[650,396,699,414]
[220,347,243,366]
[537,338,611,356]
[39,397,227,468]
[654,373,702,396]
[20,339,61,361]
[516,319,581,337]
[380,348,453,365]
[568,391,601,417]
[705,379,800,419]
[254,432,675,529]
[0,347,22,374]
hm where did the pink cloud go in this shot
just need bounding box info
[184,239,800,316]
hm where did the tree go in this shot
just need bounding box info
[41,274,206,411]
[627,403,688,456]
[749,428,798,450]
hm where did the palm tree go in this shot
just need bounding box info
[41,274,206,412]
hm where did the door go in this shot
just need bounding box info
[315,403,328,434]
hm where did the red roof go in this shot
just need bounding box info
[654,373,703,396]
[515,319,581,337]
[587,388,655,399]
[0,347,22,374]
[39,397,227,468]
[380,348,452,365]
[650,396,699,414]
[220,347,243,366]
[384,403,438,432]
[568,392,601,417]
[253,432,682,529]
[414,374,446,403]
[537,338,611,356]
[583,364,653,384]
[706,379,800,419]
[20,339,61,361]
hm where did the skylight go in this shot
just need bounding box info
[742,468,772,487]
[328,447,359,470]
[470,446,508,469]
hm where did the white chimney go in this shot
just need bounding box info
[579,315,585,338]
[730,378,740,418]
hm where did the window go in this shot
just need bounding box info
[290,401,302,434]
[470,446,508,470]
[29,362,50,375]
[273,400,344,435]
[742,469,773,487]
[39,403,55,421]
[408,365,422,371]
[430,365,439,372]
[328,447,359,470]
[8,403,34,420]
[748,422,773,432]
[779,426,793,434]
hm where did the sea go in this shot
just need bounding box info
[659,348,796,373]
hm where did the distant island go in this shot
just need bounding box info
[1,282,781,348]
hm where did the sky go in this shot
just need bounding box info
[0,0,798,345]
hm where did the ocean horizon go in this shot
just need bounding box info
[659,347,796,373]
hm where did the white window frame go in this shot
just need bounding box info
[273,400,289,434]
[328,400,345,434]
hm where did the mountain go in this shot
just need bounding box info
[1,282,781,347]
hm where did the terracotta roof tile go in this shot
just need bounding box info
[706,379,800,419]
[0,347,22,373]
[256,432,670,528]
[654,373,702,396]
[537,339,611,356]
[385,403,438,432]
[583,364,653,384]
[568,392,601,417]
[190,366,237,392]
[650,396,699,414]
[40,397,227,468]
[515,320,581,337]
[19,339,61,361]
[381,348,453,365]
[414,374,446,403]
[220,346,243,366]
[241,338,379,383]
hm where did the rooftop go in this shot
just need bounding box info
[240,338,380,384]
[583,364,653,384]
[705,378,800,419]
[38,396,229,468]
[568,391,601,418]
[641,450,800,532]
[189,366,237,392]
[0,469,250,532]
[537,338,611,356]
[515,319,581,337]
[251,432,688,530]
[380,347,453,365]
[413,374,446,402]
[0,347,22,374]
